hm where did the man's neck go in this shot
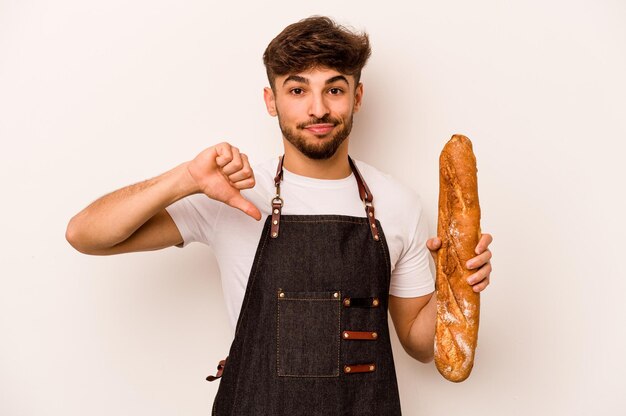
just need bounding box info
[282,139,352,179]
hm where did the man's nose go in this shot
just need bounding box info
[308,92,330,119]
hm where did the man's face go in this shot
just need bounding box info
[264,67,363,160]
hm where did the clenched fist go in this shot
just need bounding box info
[187,142,262,220]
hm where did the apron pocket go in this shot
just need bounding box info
[277,290,341,377]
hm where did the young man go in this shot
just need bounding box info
[66,16,492,414]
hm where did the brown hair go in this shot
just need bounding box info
[263,16,371,89]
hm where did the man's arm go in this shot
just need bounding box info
[66,143,261,255]
[388,234,493,363]
[389,292,436,363]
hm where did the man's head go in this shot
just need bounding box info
[263,16,371,160]
[263,16,371,90]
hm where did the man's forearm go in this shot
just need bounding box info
[404,294,437,363]
[66,162,198,252]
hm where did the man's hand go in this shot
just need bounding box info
[426,234,493,292]
[187,142,261,220]
[67,142,262,254]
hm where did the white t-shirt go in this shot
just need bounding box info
[166,158,434,332]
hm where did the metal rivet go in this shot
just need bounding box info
[372,332,378,339]
[333,292,339,298]
[343,332,349,339]
[371,223,376,228]
[279,292,285,298]
[273,209,279,214]
[272,232,278,237]
[368,212,373,217]
[272,220,278,225]
[369,365,375,371]
[345,367,351,373]
[372,298,379,307]
[343,298,351,307]
[374,235,379,241]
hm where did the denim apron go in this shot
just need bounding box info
[209,156,402,415]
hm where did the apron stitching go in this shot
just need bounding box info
[276,296,342,377]
[276,293,280,375]
[336,294,341,377]
[233,222,270,338]
[281,219,368,224]
[379,222,391,279]
[374,221,391,406]
[230,222,271,415]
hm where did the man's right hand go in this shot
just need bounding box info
[66,142,262,255]
[187,142,262,221]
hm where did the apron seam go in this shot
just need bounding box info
[229,222,271,415]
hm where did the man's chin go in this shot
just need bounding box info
[298,141,345,160]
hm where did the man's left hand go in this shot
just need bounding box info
[426,233,493,293]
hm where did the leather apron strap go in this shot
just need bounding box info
[270,155,380,241]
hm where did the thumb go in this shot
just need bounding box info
[426,237,441,252]
[227,193,262,221]
[426,237,441,263]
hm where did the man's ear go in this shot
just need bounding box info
[264,87,277,117]
[353,82,364,114]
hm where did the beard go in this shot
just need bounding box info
[278,113,354,160]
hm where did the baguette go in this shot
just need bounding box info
[434,134,481,382]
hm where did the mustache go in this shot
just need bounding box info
[297,116,342,129]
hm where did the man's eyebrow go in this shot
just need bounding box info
[326,75,350,86]
[282,75,309,86]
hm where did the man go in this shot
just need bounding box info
[66,16,492,414]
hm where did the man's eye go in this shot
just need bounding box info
[329,88,343,95]
[291,88,304,95]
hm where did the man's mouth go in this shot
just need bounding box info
[303,123,335,135]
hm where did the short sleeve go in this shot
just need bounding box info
[165,193,222,247]
[388,199,435,298]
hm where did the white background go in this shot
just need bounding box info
[1,0,625,415]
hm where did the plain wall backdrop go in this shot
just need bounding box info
[1,0,625,414]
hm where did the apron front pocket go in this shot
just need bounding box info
[276,290,341,377]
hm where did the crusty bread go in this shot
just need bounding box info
[434,134,481,382]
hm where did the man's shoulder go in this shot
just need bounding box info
[353,160,426,249]
[353,159,421,205]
